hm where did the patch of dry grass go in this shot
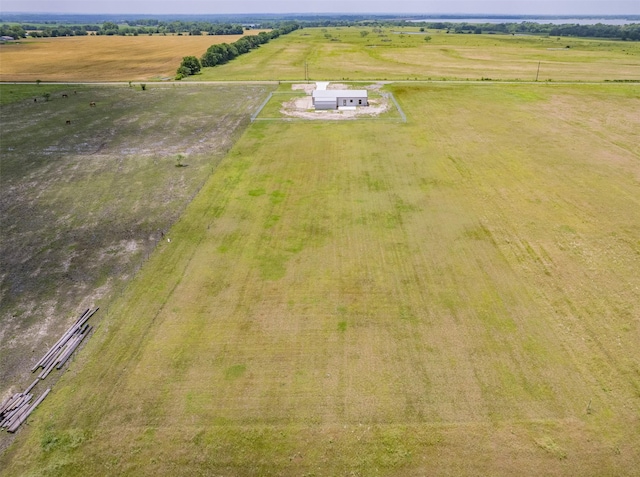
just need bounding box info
[0,31,268,82]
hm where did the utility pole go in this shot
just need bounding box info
[536,61,541,82]
[304,61,309,82]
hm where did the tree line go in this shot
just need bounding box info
[413,21,640,40]
[0,24,28,39]
[0,21,248,39]
[547,23,640,41]
[2,19,638,41]
[9,25,95,38]
[176,22,300,79]
[100,21,244,36]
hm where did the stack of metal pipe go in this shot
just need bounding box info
[0,381,50,433]
[0,307,99,433]
[31,308,98,379]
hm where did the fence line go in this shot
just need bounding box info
[251,92,274,122]
[386,92,407,123]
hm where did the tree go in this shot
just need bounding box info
[198,22,300,69]
[2,25,26,39]
[100,21,119,35]
[179,56,201,75]
[175,66,190,80]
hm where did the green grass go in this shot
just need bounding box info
[257,91,307,117]
[192,27,640,82]
[2,82,639,476]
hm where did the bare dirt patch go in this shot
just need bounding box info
[291,83,316,94]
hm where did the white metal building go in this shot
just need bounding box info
[312,90,369,110]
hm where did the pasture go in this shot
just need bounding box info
[194,26,640,82]
[1,81,639,476]
[0,32,268,82]
[0,83,274,423]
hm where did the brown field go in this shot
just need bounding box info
[0,32,268,82]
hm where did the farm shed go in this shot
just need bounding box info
[312,90,369,110]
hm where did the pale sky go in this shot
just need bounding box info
[1,0,638,16]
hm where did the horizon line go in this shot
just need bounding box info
[2,11,640,17]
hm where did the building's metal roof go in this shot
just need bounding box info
[312,90,368,99]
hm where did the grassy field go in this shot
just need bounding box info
[1,82,639,475]
[0,83,274,420]
[193,26,640,82]
[0,32,268,82]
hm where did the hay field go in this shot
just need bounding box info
[195,27,640,81]
[0,32,267,81]
[2,82,639,476]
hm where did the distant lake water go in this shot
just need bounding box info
[409,18,638,25]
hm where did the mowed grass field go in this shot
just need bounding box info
[194,26,640,82]
[0,31,268,81]
[2,82,639,476]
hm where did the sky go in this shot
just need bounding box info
[1,0,638,16]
